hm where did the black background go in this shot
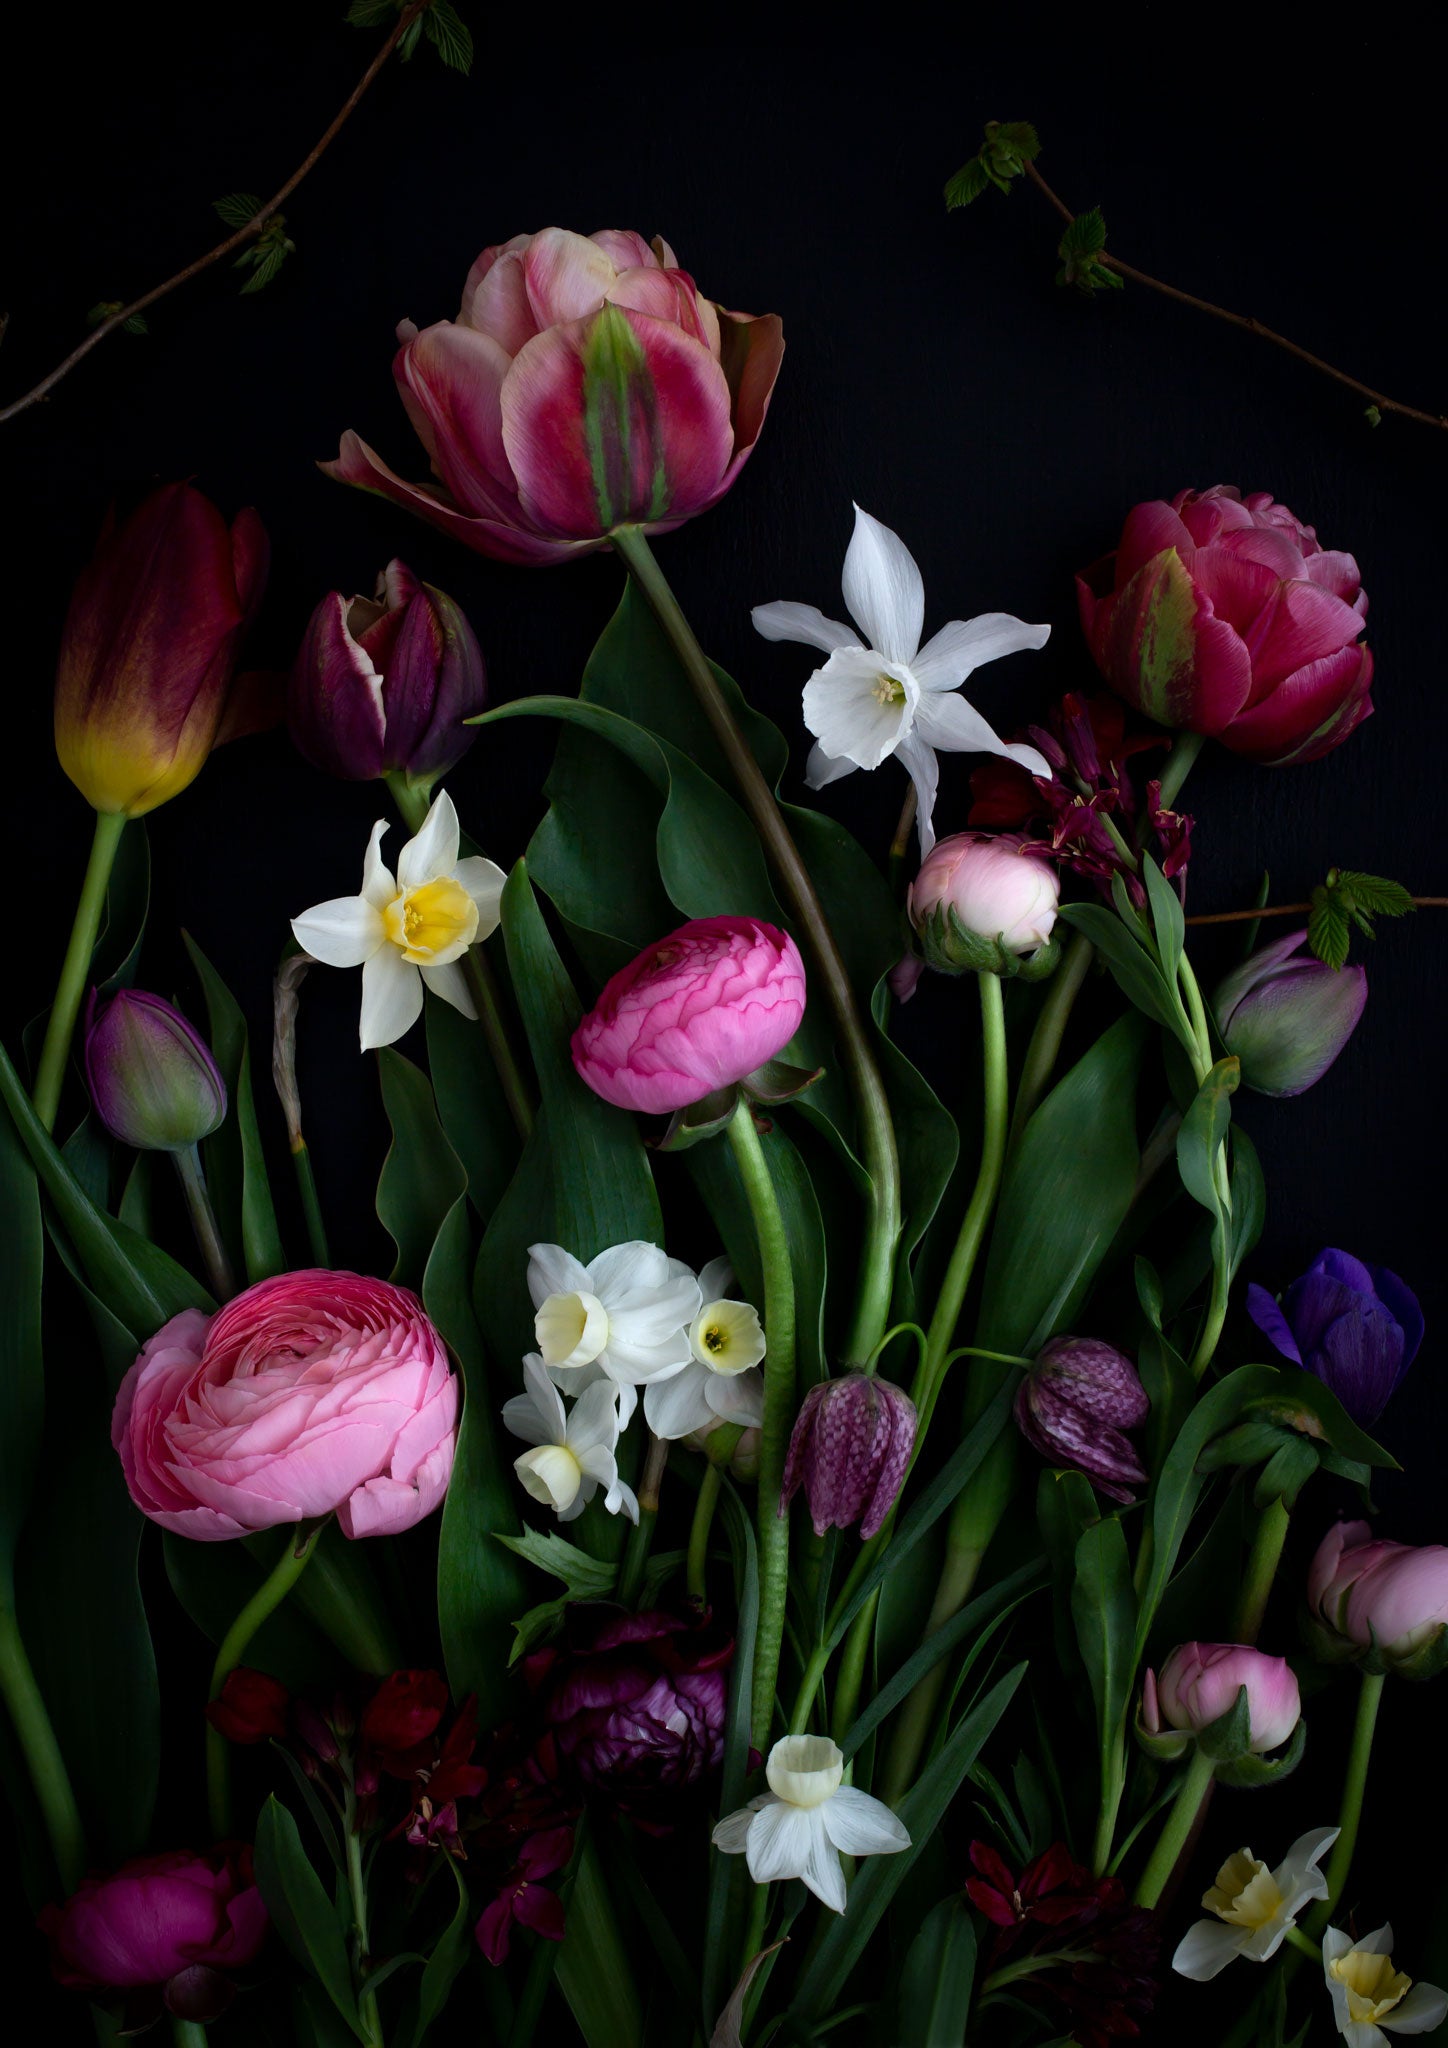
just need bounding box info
[4,10,1444,2039]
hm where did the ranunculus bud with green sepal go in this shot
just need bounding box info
[84,989,228,1152]
[1211,929,1366,1097]
[287,560,485,790]
[1308,1521,1448,1677]
[1141,1643,1301,1762]
[908,830,1060,980]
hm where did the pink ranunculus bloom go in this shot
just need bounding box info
[909,831,1060,960]
[1308,1520,1448,1665]
[325,228,784,567]
[571,915,807,1115]
[112,1270,459,1541]
[1148,1642,1300,1753]
[1076,486,1372,766]
[40,1845,267,2020]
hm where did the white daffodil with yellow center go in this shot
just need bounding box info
[501,1355,637,1524]
[752,504,1052,855]
[1323,1925,1448,2046]
[711,1734,909,1913]
[291,791,505,1050]
[528,1240,700,1429]
[1172,1827,1338,1979]
[643,1257,766,1440]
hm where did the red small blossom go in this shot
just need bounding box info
[204,1668,289,1746]
[474,1827,574,1966]
[360,1669,450,1770]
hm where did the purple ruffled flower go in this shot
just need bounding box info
[1014,1336,1149,1502]
[780,1372,916,1540]
[1247,1249,1423,1427]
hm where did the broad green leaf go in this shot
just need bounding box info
[1176,1057,1238,1222]
[896,1895,977,2046]
[1229,1126,1267,1281]
[494,1526,617,1593]
[1057,902,1196,1054]
[977,1014,1147,1355]
[555,1827,644,2048]
[254,1796,362,2036]
[0,1099,44,1573]
[425,988,518,1226]
[702,1480,759,2032]
[408,1855,475,2047]
[184,933,286,1283]
[376,1049,467,1290]
[1143,857,1185,991]
[1072,1517,1136,1843]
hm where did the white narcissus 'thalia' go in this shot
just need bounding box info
[502,1355,637,1524]
[528,1240,701,1429]
[712,1734,909,1912]
[1172,1827,1338,1979]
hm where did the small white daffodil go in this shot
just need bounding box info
[645,1256,765,1440]
[753,504,1051,855]
[528,1240,700,1428]
[501,1355,637,1524]
[711,1734,909,1913]
[1323,1926,1448,2046]
[1172,1827,1339,1980]
[291,790,505,1050]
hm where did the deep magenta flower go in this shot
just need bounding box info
[84,988,228,1152]
[1212,930,1367,1098]
[474,1826,574,1966]
[1014,1336,1149,1503]
[1247,1249,1422,1426]
[780,1372,916,1539]
[205,1668,289,1746]
[326,228,783,566]
[1077,486,1372,766]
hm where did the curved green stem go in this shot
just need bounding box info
[343,1780,386,2048]
[1154,730,1205,814]
[1007,931,1093,1150]
[291,1138,331,1266]
[1305,1670,1385,1937]
[687,1464,723,1603]
[169,2022,209,2048]
[1234,1497,1290,1642]
[726,1101,797,1748]
[172,1144,236,1300]
[612,525,900,1366]
[831,1588,879,1750]
[1134,1746,1216,1908]
[33,809,128,1131]
[207,1522,324,1835]
[0,1594,86,1890]
[617,1434,668,1607]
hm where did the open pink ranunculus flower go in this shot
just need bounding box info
[112,1270,458,1540]
[325,227,784,566]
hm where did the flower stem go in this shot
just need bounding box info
[291,1137,331,1266]
[1304,1669,1386,1938]
[1152,730,1205,814]
[170,2023,209,2047]
[343,1778,386,2048]
[0,1590,86,1891]
[207,1522,324,1836]
[1285,1925,1321,1960]
[1234,1497,1290,1642]
[33,809,128,1132]
[831,1587,879,1749]
[617,1434,668,1607]
[1133,1746,1216,1908]
[172,1144,236,1300]
[725,1100,797,1748]
[612,525,900,1368]
[1007,930,1093,1150]
[687,1463,723,1603]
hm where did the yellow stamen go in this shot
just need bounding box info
[1330,1949,1414,2024]
[383,876,478,963]
[873,671,907,706]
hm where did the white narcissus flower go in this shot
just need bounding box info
[753,504,1052,855]
[529,1240,701,1429]
[645,1256,766,1441]
[711,1734,909,1913]
[291,790,504,1050]
[1172,1827,1339,1980]
[1323,1925,1448,2045]
[501,1355,637,1524]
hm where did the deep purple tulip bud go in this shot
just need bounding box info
[780,1372,916,1540]
[1211,929,1367,1098]
[84,989,227,1152]
[1015,1336,1149,1502]
[1247,1249,1423,1426]
[287,560,486,786]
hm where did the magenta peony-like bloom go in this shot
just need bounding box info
[780,1372,916,1540]
[1145,1642,1301,1754]
[1308,1520,1448,1672]
[571,915,806,1115]
[112,1270,458,1541]
[1077,486,1372,766]
[41,1845,267,2022]
[326,228,784,566]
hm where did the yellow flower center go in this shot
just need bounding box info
[1330,1949,1414,2024]
[691,1299,766,1376]
[383,876,478,963]
[1203,1851,1282,1930]
[536,1291,609,1370]
[514,1444,583,1513]
[873,671,907,706]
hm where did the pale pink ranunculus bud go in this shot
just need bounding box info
[571,916,806,1116]
[1308,1520,1448,1669]
[112,1270,458,1541]
[1152,1642,1301,1753]
[908,831,1059,977]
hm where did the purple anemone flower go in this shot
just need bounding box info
[1247,1249,1423,1426]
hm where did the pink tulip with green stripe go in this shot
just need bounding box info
[325,228,784,566]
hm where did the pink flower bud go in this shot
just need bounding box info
[571,916,806,1115]
[1152,1642,1301,1753]
[1308,1520,1448,1669]
[779,1372,916,1540]
[1014,1335,1149,1502]
[908,832,1059,976]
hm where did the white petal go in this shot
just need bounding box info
[745,1800,818,1887]
[398,789,461,889]
[697,1258,735,1298]
[556,1472,594,1521]
[1324,1930,1355,1966]
[359,948,423,1049]
[803,647,919,773]
[609,1275,704,1348]
[911,692,1054,782]
[1363,1927,1397,1958]
[567,1379,622,1455]
[587,1240,670,1298]
[527,1244,590,1310]
[501,1390,549,1447]
[911,614,1052,692]
[420,961,477,1017]
[707,1367,765,1428]
[514,1444,583,1514]
[453,855,506,937]
[894,731,940,858]
[805,740,858,789]
[602,1336,695,1385]
[712,1802,762,1854]
[752,600,863,655]
[1384,1983,1448,2033]
[1274,1826,1340,1913]
[819,1785,911,1857]
[614,1381,638,1430]
[291,895,385,969]
[360,819,397,908]
[644,1364,716,1441]
[842,505,924,663]
[522,1354,568,1439]
[801,1824,849,1914]
[1171,1918,1249,1982]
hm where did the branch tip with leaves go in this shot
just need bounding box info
[1306,869,1415,971]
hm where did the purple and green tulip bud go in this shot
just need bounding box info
[1014,1335,1149,1502]
[779,1372,916,1540]
[1211,928,1366,1098]
[84,989,227,1152]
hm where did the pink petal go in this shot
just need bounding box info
[1099,548,1253,732]
[715,310,785,489]
[460,245,538,356]
[608,265,717,351]
[591,229,660,271]
[1116,500,1194,583]
[394,324,520,524]
[1222,644,1373,764]
[1303,548,1363,600]
[1214,523,1308,583]
[321,432,592,567]
[513,1884,566,1942]
[1189,544,1283,637]
[522,227,618,326]
[1241,580,1366,693]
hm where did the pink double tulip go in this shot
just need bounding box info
[1308,1520,1448,1672]
[327,228,784,566]
[1144,1642,1301,1754]
[1077,486,1372,766]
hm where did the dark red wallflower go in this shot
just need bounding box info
[474,1826,574,1966]
[360,1669,450,1776]
[966,1841,1160,2048]
[205,1668,289,1745]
